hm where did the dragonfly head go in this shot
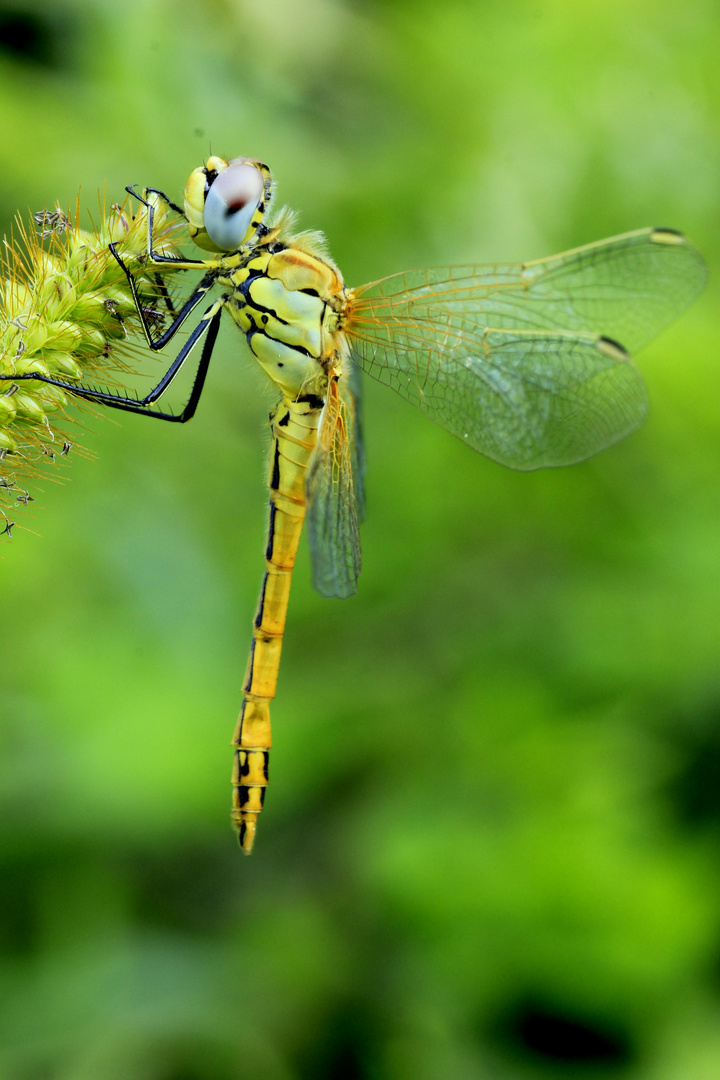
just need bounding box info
[184,156,273,253]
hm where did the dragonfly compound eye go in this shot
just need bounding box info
[184,155,229,250]
[202,158,265,252]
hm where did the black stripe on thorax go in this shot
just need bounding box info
[246,325,315,361]
[235,269,289,326]
[296,393,326,410]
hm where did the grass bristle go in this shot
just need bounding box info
[0,191,185,531]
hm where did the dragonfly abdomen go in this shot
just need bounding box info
[231,395,325,853]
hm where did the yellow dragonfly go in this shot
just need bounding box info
[7,156,706,852]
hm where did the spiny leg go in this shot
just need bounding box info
[151,271,178,319]
[126,184,185,220]
[125,188,185,319]
[0,303,223,423]
[124,184,205,268]
[109,184,228,350]
[3,183,229,420]
[109,244,219,351]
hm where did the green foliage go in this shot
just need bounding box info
[0,0,719,1077]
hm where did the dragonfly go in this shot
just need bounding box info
[4,155,706,852]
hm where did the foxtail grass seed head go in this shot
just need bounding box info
[0,193,183,531]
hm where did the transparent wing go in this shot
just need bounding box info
[345,228,705,470]
[347,357,366,523]
[306,366,363,598]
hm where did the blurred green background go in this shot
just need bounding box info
[1,0,719,1077]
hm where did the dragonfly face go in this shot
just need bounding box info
[5,155,705,852]
[183,155,273,252]
[182,155,349,402]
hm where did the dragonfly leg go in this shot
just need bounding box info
[123,184,205,269]
[109,242,217,350]
[124,184,190,267]
[126,184,185,219]
[0,303,222,424]
[151,271,178,319]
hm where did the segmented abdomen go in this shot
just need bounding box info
[231,395,324,853]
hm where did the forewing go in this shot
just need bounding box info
[345,228,704,469]
[350,228,706,354]
[306,370,362,598]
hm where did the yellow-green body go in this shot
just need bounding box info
[223,245,346,399]
[223,243,349,852]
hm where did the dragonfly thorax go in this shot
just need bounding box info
[223,244,346,399]
[183,155,349,399]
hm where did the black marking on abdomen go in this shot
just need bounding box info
[278,411,290,427]
[265,502,277,560]
[270,440,281,491]
[254,571,268,629]
[236,783,267,808]
[243,638,256,694]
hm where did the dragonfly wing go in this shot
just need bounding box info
[346,228,704,469]
[306,368,362,597]
[348,320,648,470]
[350,228,706,355]
[347,356,366,523]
